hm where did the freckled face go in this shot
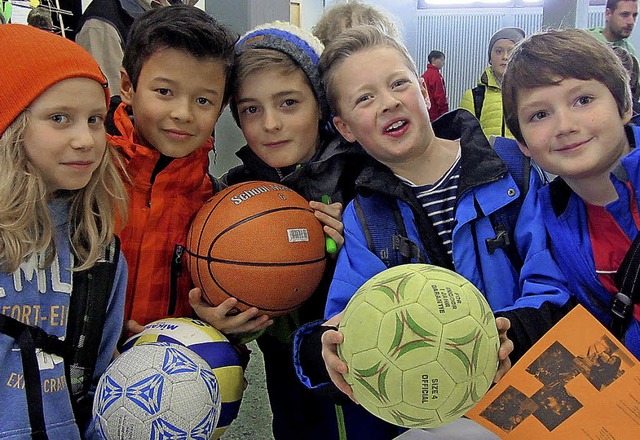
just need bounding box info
[331,47,433,170]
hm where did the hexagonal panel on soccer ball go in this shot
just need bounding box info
[376,303,444,371]
[474,326,500,384]
[382,400,442,429]
[359,273,426,313]
[415,283,472,325]
[339,301,385,360]
[439,315,498,383]
[347,348,404,409]
[401,360,455,411]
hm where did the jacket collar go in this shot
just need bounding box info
[479,66,501,91]
[355,109,508,199]
[232,135,366,184]
[108,102,213,189]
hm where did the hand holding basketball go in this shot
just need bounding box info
[309,200,344,255]
[189,288,273,334]
[186,181,327,318]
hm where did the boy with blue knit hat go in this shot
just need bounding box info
[214,21,366,440]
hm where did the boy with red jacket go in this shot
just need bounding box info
[421,50,449,120]
[108,5,270,335]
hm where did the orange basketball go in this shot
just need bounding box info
[186,181,327,317]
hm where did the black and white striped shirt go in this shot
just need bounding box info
[398,148,461,256]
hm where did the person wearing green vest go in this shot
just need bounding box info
[590,0,638,57]
[459,27,525,139]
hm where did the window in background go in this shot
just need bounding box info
[419,0,605,8]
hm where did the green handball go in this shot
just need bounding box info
[338,264,499,428]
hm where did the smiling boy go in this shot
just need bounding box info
[104,5,272,332]
[221,22,365,440]
[293,25,526,439]
[496,28,640,361]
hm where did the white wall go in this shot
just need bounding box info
[298,0,324,32]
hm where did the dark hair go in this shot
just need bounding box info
[123,4,237,105]
[502,28,630,144]
[27,7,53,31]
[427,50,444,63]
[612,46,640,102]
[607,0,638,11]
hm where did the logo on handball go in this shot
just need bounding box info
[186,181,326,317]
[119,318,245,439]
[338,264,499,428]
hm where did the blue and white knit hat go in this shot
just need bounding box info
[233,21,329,121]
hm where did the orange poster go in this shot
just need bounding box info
[467,305,640,439]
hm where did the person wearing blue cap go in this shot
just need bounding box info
[459,27,525,139]
[216,21,366,440]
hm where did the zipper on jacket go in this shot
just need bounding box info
[169,244,184,315]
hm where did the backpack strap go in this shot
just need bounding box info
[0,314,67,440]
[0,238,119,438]
[354,193,423,268]
[485,137,532,270]
[471,86,486,120]
[492,136,530,195]
[611,232,640,341]
[65,236,120,428]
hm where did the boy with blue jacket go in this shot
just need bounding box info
[496,28,640,361]
[294,26,529,438]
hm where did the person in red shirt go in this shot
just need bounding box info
[421,50,449,120]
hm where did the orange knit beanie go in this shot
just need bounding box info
[0,24,109,135]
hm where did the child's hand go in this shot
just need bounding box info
[309,200,344,255]
[125,319,146,336]
[189,288,273,334]
[320,311,357,403]
[114,319,146,358]
[493,317,513,383]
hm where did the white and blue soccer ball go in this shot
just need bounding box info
[93,342,221,440]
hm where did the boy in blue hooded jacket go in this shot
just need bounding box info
[496,28,640,362]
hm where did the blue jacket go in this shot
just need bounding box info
[0,198,127,439]
[324,110,530,319]
[500,126,640,360]
[294,110,548,439]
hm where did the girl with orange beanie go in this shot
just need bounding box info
[0,25,128,439]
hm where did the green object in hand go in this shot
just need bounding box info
[321,195,338,254]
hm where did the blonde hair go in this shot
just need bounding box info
[313,0,401,47]
[0,112,128,273]
[320,25,418,116]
